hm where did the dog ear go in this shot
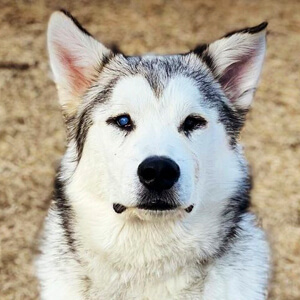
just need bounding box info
[195,23,267,110]
[47,10,112,117]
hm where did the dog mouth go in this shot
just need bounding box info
[113,203,194,214]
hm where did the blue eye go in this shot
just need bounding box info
[106,114,134,131]
[117,116,130,127]
[108,115,133,131]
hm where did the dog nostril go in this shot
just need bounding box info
[161,166,179,182]
[142,168,156,182]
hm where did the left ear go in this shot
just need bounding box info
[196,22,267,109]
[47,10,112,118]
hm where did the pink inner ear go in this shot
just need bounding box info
[219,50,256,103]
[56,43,91,95]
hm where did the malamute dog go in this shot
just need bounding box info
[37,10,270,300]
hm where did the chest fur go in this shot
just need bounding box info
[81,255,206,300]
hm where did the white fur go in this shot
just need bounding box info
[36,12,270,300]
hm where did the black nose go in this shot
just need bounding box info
[138,156,180,191]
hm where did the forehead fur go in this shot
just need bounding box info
[97,53,217,99]
[73,53,245,160]
[109,74,210,117]
[85,53,232,119]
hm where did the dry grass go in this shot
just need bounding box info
[0,0,299,299]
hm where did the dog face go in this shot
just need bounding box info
[48,11,266,220]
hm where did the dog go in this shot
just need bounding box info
[36,10,270,300]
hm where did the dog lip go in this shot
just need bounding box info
[137,202,178,211]
[185,205,194,213]
[113,203,127,214]
[113,203,194,214]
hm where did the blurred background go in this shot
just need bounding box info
[0,0,299,299]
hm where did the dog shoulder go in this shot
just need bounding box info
[203,213,270,300]
[36,205,84,299]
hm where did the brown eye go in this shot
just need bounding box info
[182,115,207,135]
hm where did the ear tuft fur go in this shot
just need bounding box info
[224,22,268,38]
[59,9,93,37]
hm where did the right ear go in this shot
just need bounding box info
[47,10,112,117]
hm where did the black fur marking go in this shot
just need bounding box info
[53,170,76,252]
[218,103,248,146]
[201,52,215,72]
[192,44,208,55]
[60,9,92,37]
[224,22,268,38]
[97,52,116,73]
[75,105,94,161]
[65,115,77,140]
[74,76,120,161]
[108,43,124,55]
[217,176,252,257]
[148,60,170,96]
[94,76,121,105]
[192,44,215,72]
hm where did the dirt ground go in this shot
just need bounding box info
[0,0,299,299]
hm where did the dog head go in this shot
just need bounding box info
[48,11,266,220]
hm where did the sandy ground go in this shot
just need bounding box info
[0,0,299,299]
